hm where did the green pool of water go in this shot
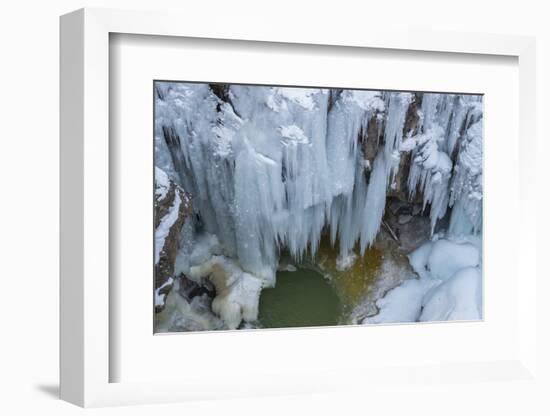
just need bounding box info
[258,268,342,329]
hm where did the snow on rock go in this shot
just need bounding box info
[279,124,310,145]
[273,87,319,110]
[188,233,223,271]
[407,126,453,233]
[155,191,182,265]
[420,267,482,321]
[410,237,481,279]
[211,102,243,158]
[407,240,434,280]
[399,136,417,152]
[189,255,264,329]
[154,277,174,309]
[342,90,385,112]
[335,251,358,271]
[155,166,171,201]
[408,237,480,282]
[155,277,224,332]
[364,277,435,324]
[425,239,480,281]
[154,167,193,312]
[364,236,482,324]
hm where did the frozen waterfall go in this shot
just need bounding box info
[155,82,483,287]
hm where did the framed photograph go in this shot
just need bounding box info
[152,80,484,333]
[60,8,538,407]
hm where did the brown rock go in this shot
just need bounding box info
[154,176,193,313]
[387,93,424,204]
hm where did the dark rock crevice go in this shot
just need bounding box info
[209,83,242,118]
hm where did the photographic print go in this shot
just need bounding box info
[153,82,483,333]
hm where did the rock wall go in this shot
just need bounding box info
[154,168,193,313]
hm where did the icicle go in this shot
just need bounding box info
[360,151,391,252]
[448,119,483,235]
[405,94,483,234]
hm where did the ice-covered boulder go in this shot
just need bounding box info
[364,277,435,324]
[420,267,482,321]
[407,237,480,281]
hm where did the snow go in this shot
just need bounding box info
[189,255,263,329]
[399,136,417,152]
[407,240,433,280]
[335,251,358,271]
[342,90,385,112]
[155,278,224,332]
[365,237,483,324]
[364,277,435,324]
[420,267,482,321]
[425,239,480,281]
[408,237,482,281]
[155,166,171,201]
[154,191,181,265]
[279,124,310,145]
[154,277,174,308]
[273,87,318,110]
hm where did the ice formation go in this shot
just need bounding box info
[420,266,482,321]
[407,94,483,234]
[154,82,483,328]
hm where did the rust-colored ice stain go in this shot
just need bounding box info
[311,236,383,320]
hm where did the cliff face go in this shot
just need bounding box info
[154,167,192,313]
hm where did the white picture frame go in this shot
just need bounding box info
[60,7,538,407]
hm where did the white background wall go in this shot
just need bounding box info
[0,0,547,414]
